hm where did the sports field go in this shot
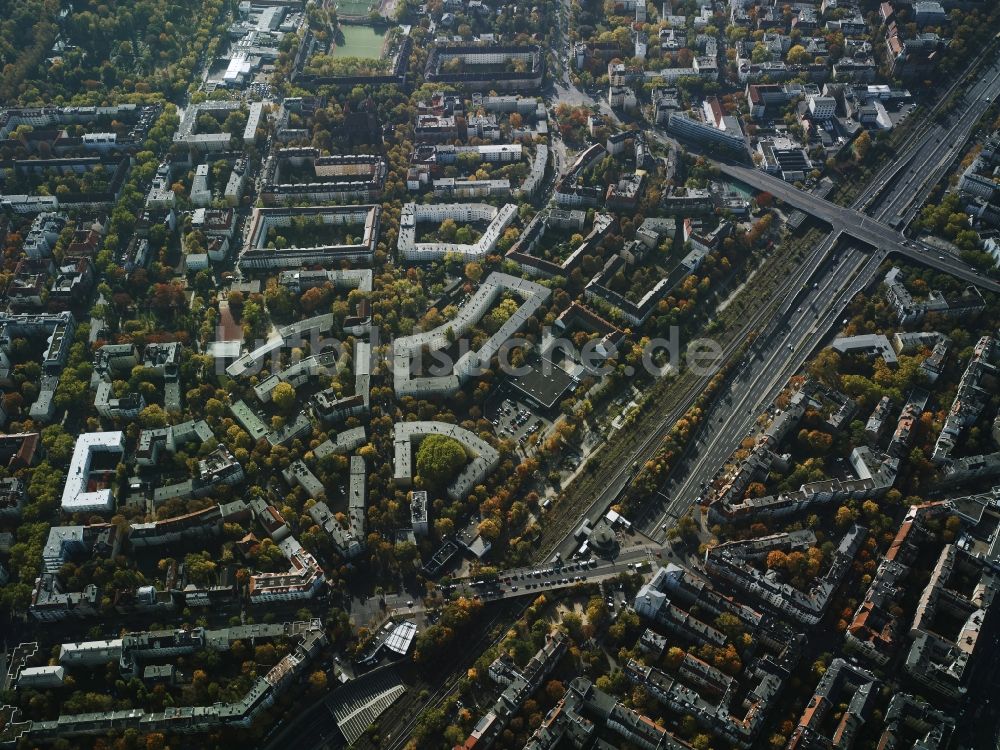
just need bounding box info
[335,0,373,17]
[332,25,386,58]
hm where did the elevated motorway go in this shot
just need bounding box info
[716,162,1000,295]
[861,49,1000,223]
[638,91,1000,535]
[631,50,1000,537]
[539,42,1000,559]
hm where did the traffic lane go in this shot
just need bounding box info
[438,550,655,601]
[719,164,999,292]
[874,63,1000,215]
[639,56,1000,536]
[647,249,870,534]
[642,242,862,529]
[449,565,652,604]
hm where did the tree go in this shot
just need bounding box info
[415,434,468,486]
[545,680,565,702]
[184,551,217,584]
[271,382,296,413]
[585,596,610,629]
[809,348,842,388]
[786,44,809,65]
[308,670,328,693]
[255,644,277,665]
[465,262,483,282]
[477,518,501,541]
[751,42,772,63]
[853,130,871,161]
[205,398,225,418]
[139,404,168,428]
[799,429,833,455]
[766,550,788,570]
[439,218,458,241]
[41,424,76,464]
[835,505,858,528]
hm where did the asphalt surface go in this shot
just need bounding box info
[343,39,1000,750]
[540,44,1000,546]
[438,544,659,601]
[716,161,1000,293]
[863,51,1000,227]
[633,51,1000,537]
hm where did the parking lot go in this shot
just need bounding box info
[485,391,552,451]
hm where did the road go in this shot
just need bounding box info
[537,43,1000,550]
[716,162,1000,292]
[359,543,661,623]
[635,53,1000,536]
[347,38,1000,750]
[862,49,1000,227]
[639,244,872,535]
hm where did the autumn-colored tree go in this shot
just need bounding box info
[464,261,483,282]
[786,44,809,65]
[835,504,859,528]
[308,670,327,693]
[300,285,328,313]
[853,130,872,161]
[271,381,296,413]
[766,550,788,570]
[809,348,842,388]
[255,643,277,665]
[545,680,565,702]
[477,517,501,541]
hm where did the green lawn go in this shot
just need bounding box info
[332,24,385,57]
[335,0,375,19]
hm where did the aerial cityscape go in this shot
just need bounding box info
[0,0,999,748]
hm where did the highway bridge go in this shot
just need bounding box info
[716,162,1000,295]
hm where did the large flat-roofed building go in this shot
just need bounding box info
[42,523,120,573]
[506,359,577,410]
[277,268,373,294]
[240,205,380,270]
[392,272,550,397]
[397,202,517,262]
[61,432,124,513]
[667,110,747,153]
[393,421,500,501]
[756,137,813,182]
[261,149,386,204]
[424,44,544,92]
[172,100,243,152]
